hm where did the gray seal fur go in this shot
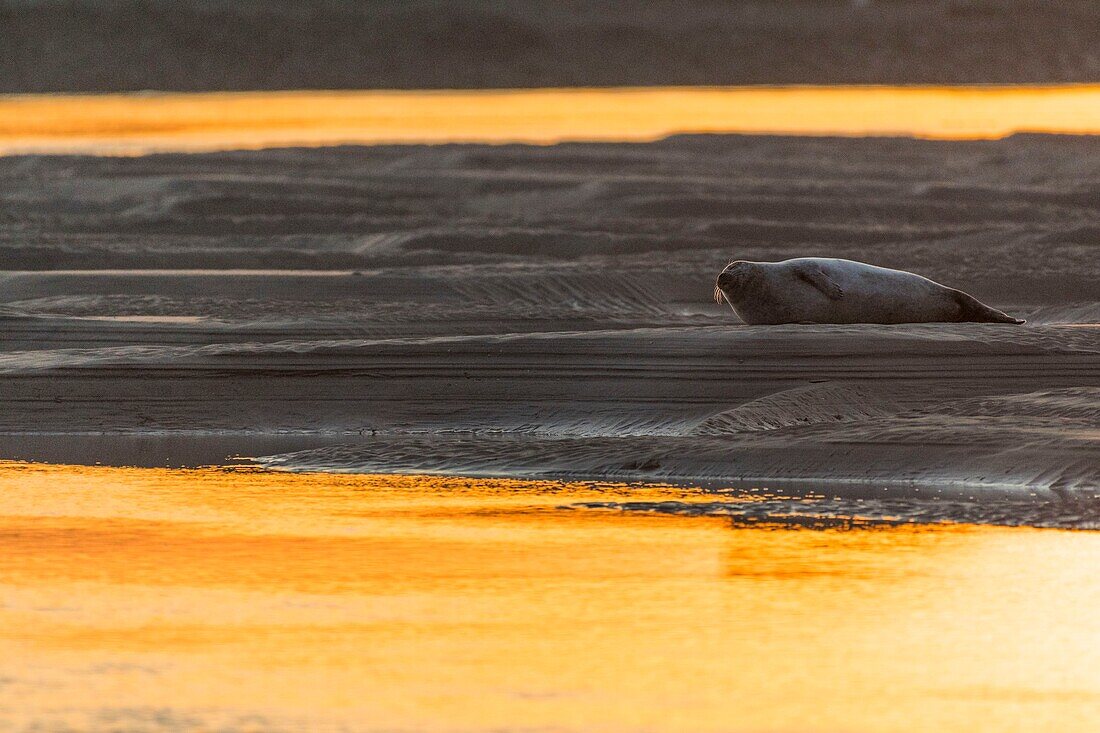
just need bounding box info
[714,257,1024,325]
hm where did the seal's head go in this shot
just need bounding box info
[713,260,755,307]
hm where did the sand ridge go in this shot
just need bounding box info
[2,1,1099,92]
[0,135,1097,513]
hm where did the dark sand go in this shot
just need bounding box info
[0,134,1098,523]
[2,1,1099,92]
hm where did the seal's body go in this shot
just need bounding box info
[714,258,1024,325]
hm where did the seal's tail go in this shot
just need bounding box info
[952,290,1025,324]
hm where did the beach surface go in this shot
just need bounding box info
[2,0,1098,92]
[0,133,1097,525]
[2,462,1099,732]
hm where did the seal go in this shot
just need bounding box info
[713,257,1024,325]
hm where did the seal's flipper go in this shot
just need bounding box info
[950,289,1025,324]
[795,264,844,301]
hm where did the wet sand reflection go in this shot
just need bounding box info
[1,462,1098,731]
[3,85,1100,155]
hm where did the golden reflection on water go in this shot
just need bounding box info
[1,461,1099,732]
[3,85,1100,155]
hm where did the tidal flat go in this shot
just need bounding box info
[0,132,1097,496]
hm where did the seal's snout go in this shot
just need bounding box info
[714,270,737,305]
[715,261,750,305]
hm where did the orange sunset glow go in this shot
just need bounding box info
[3,85,1100,155]
[2,463,1099,732]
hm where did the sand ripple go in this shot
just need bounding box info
[1,137,1098,525]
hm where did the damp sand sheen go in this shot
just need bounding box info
[3,84,1100,154]
[1,463,1099,732]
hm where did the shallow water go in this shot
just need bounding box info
[3,85,1100,154]
[2,462,1099,732]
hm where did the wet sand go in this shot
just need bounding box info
[2,462,1099,732]
[3,1,1098,92]
[0,133,1097,519]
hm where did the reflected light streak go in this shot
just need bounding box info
[2,85,1100,155]
[1,462,1099,731]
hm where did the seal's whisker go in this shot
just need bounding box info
[715,285,733,310]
